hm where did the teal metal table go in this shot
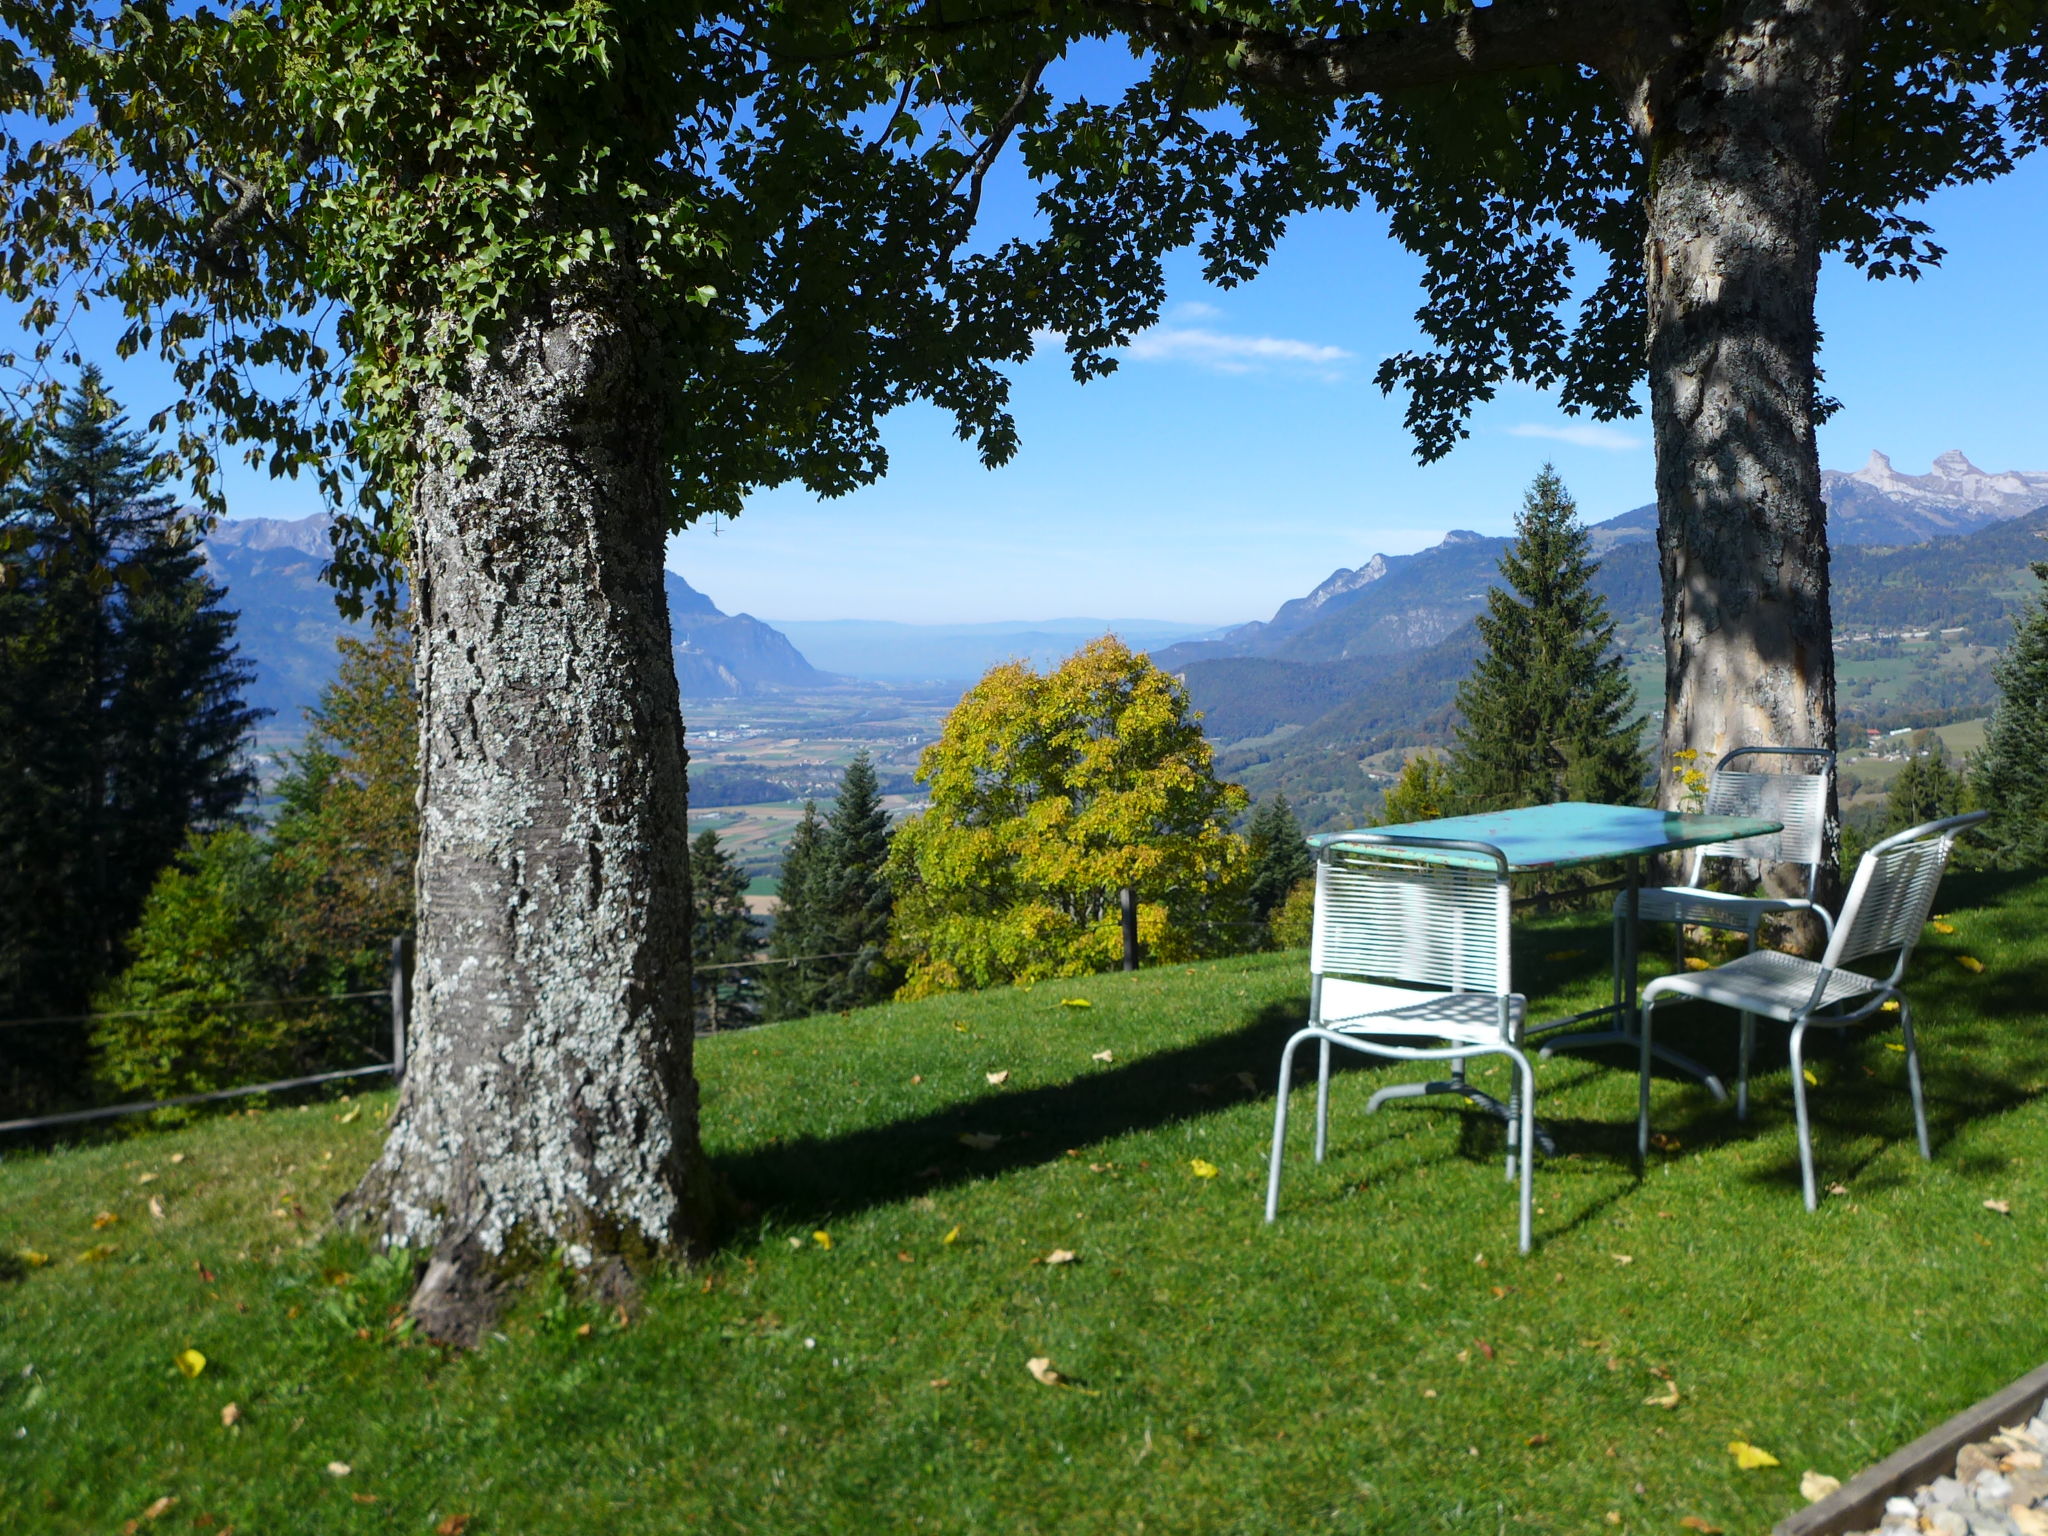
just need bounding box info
[1309,803,1784,1115]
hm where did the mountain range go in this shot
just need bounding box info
[1168,451,2048,830]
[203,513,828,725]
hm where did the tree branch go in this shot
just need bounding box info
[1094,0,1689,95]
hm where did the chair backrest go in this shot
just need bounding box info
[1311,838,1512,996]
[1688,745,1835,890]
[1823,812,1988,979]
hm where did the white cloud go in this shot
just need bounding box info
[1506,422,1646,452]
[1123,325,1352,377]
[1170,300,1224,320]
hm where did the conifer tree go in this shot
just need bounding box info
[1879,738,1969,839]
[1244,794,1313,929]
[1448,467,1646,814]
[0,369,260,1108]
[1975,561,2048,869]
[688,829,756,1029]
[817,750,898,1010]
[761,802,830,1021]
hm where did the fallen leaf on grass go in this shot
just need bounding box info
[929,1378,951,1389]
[149,1197,165,1221]
[909,1074,923,1085]
[1189,1159,1219,1179]
[78,1244,117,1262]
[169,1153,185,1164]
[16,1249,47,1268]
[1884,1039,1905,1049]
[1088,1163,1112,1174]
[1728,1440,1780,1470]
[896,1251,913,1264]
[1931,921,1956,935]
[92,1211,119,1230]
[1474,1339,1495,1361]
[1985,1199,2013,1215]
[1059,998,1092,1009]
[1958,955,1985,973]
[1683,957,1711,971]
[1525,1432,1550,1447]
[1679,1518,1722,1533]
[1799,1469,1841,1502]
[435,1517,472,1536]
[221,1403,240,1428]
[337,1106,361,1125]
[1643,1383,1681,1410]
[352,1493,379,1504]
[137,1172,156,1185]
[985,1070,1010,1086]
[1827,1183,1849,1196]
[1024,1356,1097,1393]
[140,1495,177,1520]
[959,1132,1002,1151]
[1610,1254,1634,1266]
[175,1349,206,1380]
[1649,1133,1681,1152]
[811,1231,832,1250]
[326,1461,351,1478]
[1090,1050,1113,1063]
[1033,1249,1079,1267]
[1803,1068,1819,1086]
[942,1226,960,1245]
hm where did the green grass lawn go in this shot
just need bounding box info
[5,871,2048,1534]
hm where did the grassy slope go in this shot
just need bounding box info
[5,872,2048,1534]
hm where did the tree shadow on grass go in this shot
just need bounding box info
[714,997,1311,1232]
[715,993,1658,1247]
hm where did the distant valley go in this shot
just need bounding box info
[1166,452,2048,831]
[203,448,2048,851]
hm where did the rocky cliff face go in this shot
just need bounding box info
[1819,450,2048,544]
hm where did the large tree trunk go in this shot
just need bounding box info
[1635,1,1863,888]
[341,280,713,1345]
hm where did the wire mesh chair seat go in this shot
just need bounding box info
[1614,746,1838,966]
[1317,982,1529,1039]
[1266,836,1538,1253]
[1636,811,1986,1210]
[1644,949,1883,1018]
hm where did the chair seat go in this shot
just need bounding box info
[1319,977,1525,1044]
[1619,885,1819,931]
[1641,948,1881,1023]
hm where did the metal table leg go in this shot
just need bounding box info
[1538,855,1729,1102]
[1365,1068,1559,1159]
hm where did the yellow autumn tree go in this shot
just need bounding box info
[888,636,1249,998]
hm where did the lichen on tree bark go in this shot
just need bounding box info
[339,281,712,1344]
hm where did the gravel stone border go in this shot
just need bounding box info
[1776,1362,2048,1536]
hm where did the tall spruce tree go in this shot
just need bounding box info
[818,750,898,1011]
[1448,467,1646,814]
[0,368,260,1109]
[1879,738,1970,839]
[688,828,756,1030]
[761,801,830,1022]
[1244,794,1314,929]
[1975,561,2048,869]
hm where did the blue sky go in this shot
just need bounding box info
[678,148,2048,627]
[16,91,2048,630]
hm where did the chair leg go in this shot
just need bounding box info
[1314,1038,1333,1163]
[1900,997,1931,1162]
[1789,1020,1818,1212]
[1266,1031,1310,1222]
[1504,1082,1519,1183]
[1737,1012,1755,1123]
[1637,997,1655,1168]
[1510,1050,1536,1255]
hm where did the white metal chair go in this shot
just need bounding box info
[1636,811,1986,1209]
[1266,836,1537,1252]
[1616,747,1837,988]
